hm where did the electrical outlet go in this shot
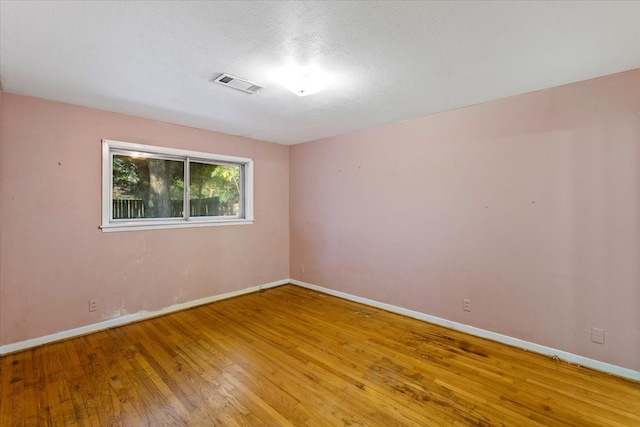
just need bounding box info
[591,327,605,344]
[300,265,305,274]
[463,299,471,312]
[89,300,98,312]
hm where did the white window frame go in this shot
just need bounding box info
[101,139,254,232]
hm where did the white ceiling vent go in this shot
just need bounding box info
[211,73,262,94]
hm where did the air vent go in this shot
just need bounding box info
[211,73,262,94]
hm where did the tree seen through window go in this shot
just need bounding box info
[112,155,240,219]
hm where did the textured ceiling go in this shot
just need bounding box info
[1,1,640,145]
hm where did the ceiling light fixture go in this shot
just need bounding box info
[273,65,333,97]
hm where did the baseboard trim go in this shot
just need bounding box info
[289,279,640,382]
[0,279,289,356]
[4,278,638,381]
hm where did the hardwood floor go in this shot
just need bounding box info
[1,284,639,426]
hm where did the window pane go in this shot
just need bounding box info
[112,154,184,219]
[189,162,241,217]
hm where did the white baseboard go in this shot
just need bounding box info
[289,279,640,382]
[0,279,289,356]
[4,278,638,382]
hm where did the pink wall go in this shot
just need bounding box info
[0,94,289,346]
[2,70,639,373]
[0,88,4,327]
[290,69,640,371]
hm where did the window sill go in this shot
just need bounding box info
[100,218,254,233]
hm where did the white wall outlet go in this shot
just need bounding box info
[300,265,305,274]
[591,327,605,344]
[463,299,471,312]
[89,299,98,312]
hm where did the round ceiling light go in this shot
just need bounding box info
[273,65,334,97]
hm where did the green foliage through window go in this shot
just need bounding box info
[189,162,240,217]
[112,154,242,220]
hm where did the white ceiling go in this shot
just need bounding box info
[1,1,640,145]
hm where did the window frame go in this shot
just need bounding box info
[101,139,254,232]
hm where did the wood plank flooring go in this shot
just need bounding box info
[1,284,639,426]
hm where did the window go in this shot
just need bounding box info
[102,139,253,232]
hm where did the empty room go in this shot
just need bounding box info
[1,1,639,425]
